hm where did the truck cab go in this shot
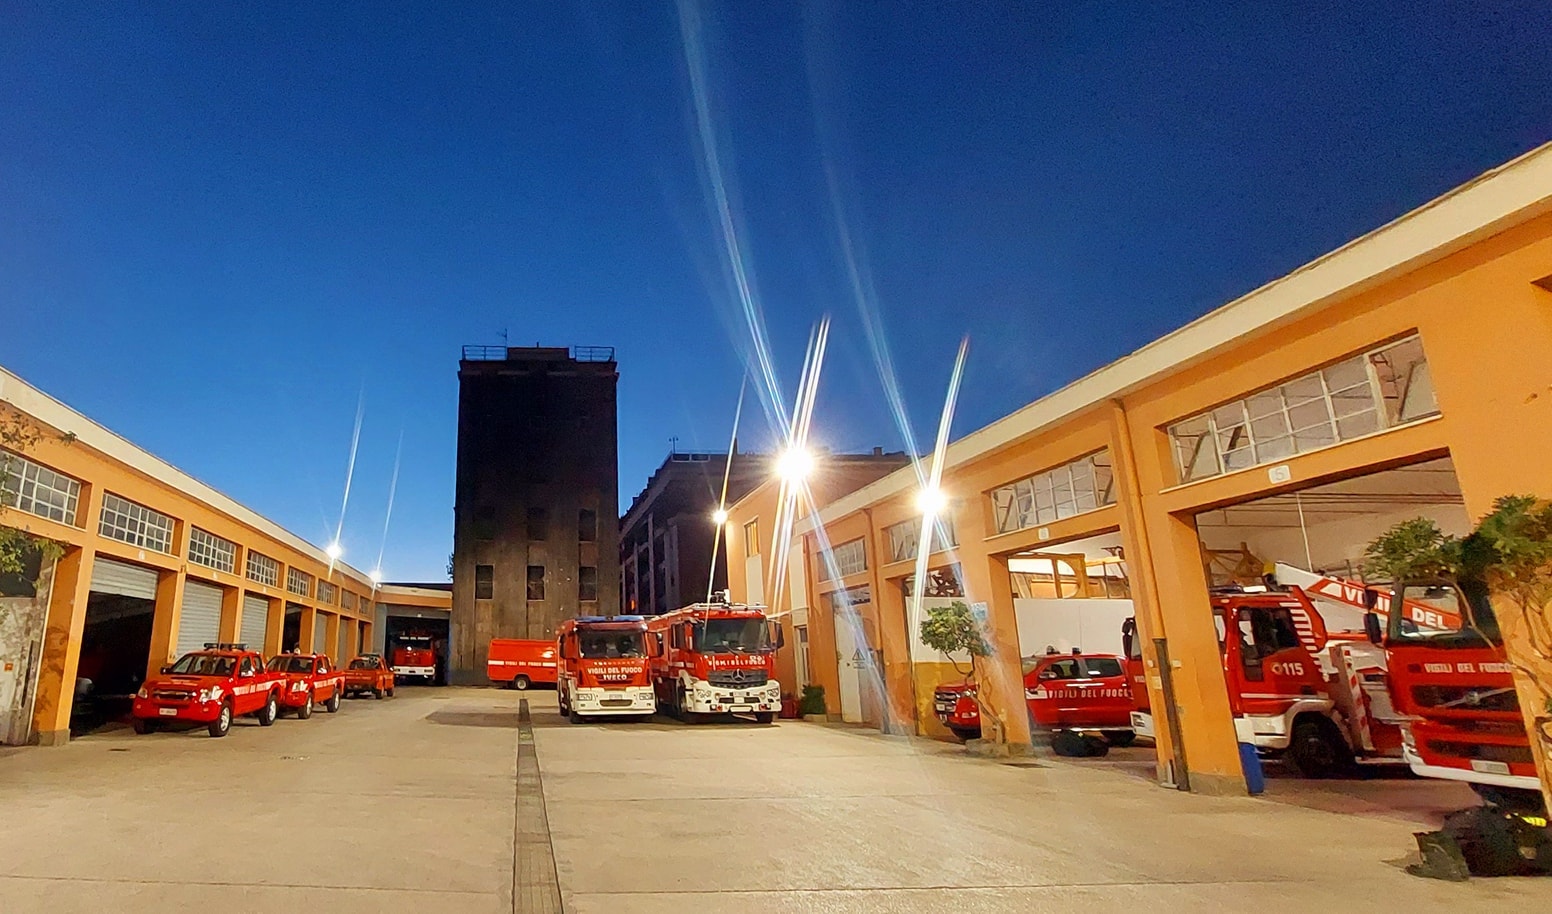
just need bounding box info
[344,654,396,699]
[392,635,437,683]
[1025,651,1137,744]
[647,601,782,723]
[556,616,657,721]
[131,643,285,738]
[266,652,344,718]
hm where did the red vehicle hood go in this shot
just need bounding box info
[579,659,651,688]
[146,675,225,691]
[691,653,774,679]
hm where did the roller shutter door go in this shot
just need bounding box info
[313,618,328,655]
[240,595,269,654]
[176,581,224,657]
[338,623,349,662]
[89,558,158,600]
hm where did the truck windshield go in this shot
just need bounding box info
[348,657,377,669]
[579,631,645,659]
[693,618,771,654]
[168,654,236,677]
[1389,580,1501,647]
[267,656,316,674]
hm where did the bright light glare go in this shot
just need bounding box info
[712,508,730,526]
[776,447,814,482]
[916,486,948,517]
[369,569,382,586]
[325,542,343,561]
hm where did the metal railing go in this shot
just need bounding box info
[460,345,616,363]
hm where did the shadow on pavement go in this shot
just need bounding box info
[425,710,521,728]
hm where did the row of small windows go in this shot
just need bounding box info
[990,451,1116,537]
[317,580,338,605]
[287,567,314,598]
[1168,335,1437,484]
[247,551,280,587]
[99,492,175,553]
[473,564,599,603]
[1,450,82,525]
[817,538,868,583]
[472,506,599,543]
[885,516,959,564]
[188,526,237,574]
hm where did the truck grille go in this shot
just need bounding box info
[599,698,634,708]
[1425,740,1533,765]
[708,670,767,688]
[1411,685,1519,713]
[153,690,193,702]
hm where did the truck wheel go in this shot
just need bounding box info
[387,684,395,698]
[513,675,531,691]
[1103,730,1136,747]
[326,689,341,713]
[1052,730,1107,757]
[1285,716,1354,779]
[258,692,279,727]
[297,693,314,720]
[209,702,233,738]
[568,708,585,724]
[373,686,384,700]
[949,726,980,743]
[132,718,155,735]
[754,712,775,724]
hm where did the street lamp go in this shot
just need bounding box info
[916,485,948,517]
[776,446,814,482]
[325,541,343,561]
[712,507,730,526]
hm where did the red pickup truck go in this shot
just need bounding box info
[131,644,286,737]
[344,654,396,699]
[932,650,1138,753]
[266,652,345,718]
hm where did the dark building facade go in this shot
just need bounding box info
[619,450,769,616]
[451,345,619,684]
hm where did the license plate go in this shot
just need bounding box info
[158,708,178,717]
[729,705,752,712]
[1470,759,1511,776]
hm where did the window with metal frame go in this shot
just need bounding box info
[743,519,759,557]
[317,580,338,605]
[578,509,597,543]
[884,515,959,563]
[579,565,598,602]
[247,550,280,587]
[341,590,357,611]
[475,564,494,600]
[1167,335,1440,484]
[98,492,174,553]
[817,538,868,582]
[187,526,237,574]
[989,451,1115,536]
[526,565,545,601]
[1,450,81,525]
[286,567,313,598]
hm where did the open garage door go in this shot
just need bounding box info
[240,594,269,654]
[1190,456,1484,818]
[91,557,157,600]
[177,581,223,657]
[79,558,159,731]
[313,616,329,655]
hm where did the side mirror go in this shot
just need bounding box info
[1363,612,1383,645]
[1363,588,1381,610]
[774,624,785,649]
[160,664,172,674]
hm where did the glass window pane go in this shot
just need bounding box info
[1287,398,1332,432]
[1250,412,1289,442]
[1321,357,1368,393]
[1336,410,1381,440]
[1294,422,1338,452]
[1245,391,1283,420]
[1256,435,1295,462]
[1281,374,1324,405]
[1329,383,1375,419]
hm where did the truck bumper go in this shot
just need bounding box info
[1130,711,1154,739]
[687,682,782,715]
[394,667,435,679]
[132,698,222,724]
[571,687,657,716]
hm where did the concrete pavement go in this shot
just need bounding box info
[3,687,1548,913]
[529,696,1549,913]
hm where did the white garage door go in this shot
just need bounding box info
[313,617,329,655]
[89,558,158,600]
[177,581,224,657]
[240,594,269,654]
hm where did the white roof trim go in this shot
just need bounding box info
[0,366,373,587]
[800,140,1552,535]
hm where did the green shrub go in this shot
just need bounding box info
[798,684,826,716]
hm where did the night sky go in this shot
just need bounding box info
[3,2,1549,580]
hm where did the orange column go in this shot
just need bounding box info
[145,566,187,679]
[31,544,97,745]
[264,597,285,657]
[217,584,243,642]
[957,495,1033,748]
[297,606,318,656]
[323,611,341,663]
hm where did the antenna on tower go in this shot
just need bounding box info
[499,328,508,345]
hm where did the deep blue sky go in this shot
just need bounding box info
[3,2,1549,580]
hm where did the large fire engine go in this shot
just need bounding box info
[391,634,437,683]
[556,616,657,721]
[647,597,782,722]
[1129,585,1405,777]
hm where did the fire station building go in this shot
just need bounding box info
[726,141,1552,796]
[0,371,450,747]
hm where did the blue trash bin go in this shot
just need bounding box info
[1238,741,1265,795]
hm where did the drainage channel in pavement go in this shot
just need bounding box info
[514,698,564,914]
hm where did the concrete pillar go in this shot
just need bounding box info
[959,545,1033,746]
[802,536,843,718]
[264,597,285,657]
[217,584,243,642]
[30,544,96,746]
[298,607,318,656]
[323,611,341,663]
[146,567,187,679]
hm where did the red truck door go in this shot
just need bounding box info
[235,654,264,714]
[1025,656,1087,727]
[1225,603,1325,718]
[1076,656,1136,728]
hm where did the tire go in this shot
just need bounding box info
[949,726,979,742]
[1081,735,1111,758]
[1103,730,1136,747]
[373,687,384,700]
[208,702,233,738]
[1051,730,1089,757]
[1285,716,1355,779]
[296,693,314,720]
[258,692,279,727]
[387,685,394,698]
[326,688,341,713]
[514,675,531,691]
[132,718,155,735]
[568,708,585,724]
[755,711,775,724]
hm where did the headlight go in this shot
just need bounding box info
[197,688,213,703]
[136,688,148,700]
[291,681,307,692]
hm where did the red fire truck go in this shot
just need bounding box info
[131,643,286,738]
[555,616,657,721]
[391,634,437,683]
[1129,586,1405,776]
[266,652,344,718]
[487,638,558,690]
[1365,579,1545,814]
[647,599,782,723]
[932,651,1137,749]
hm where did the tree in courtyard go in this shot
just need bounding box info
[918,600,1005,743]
